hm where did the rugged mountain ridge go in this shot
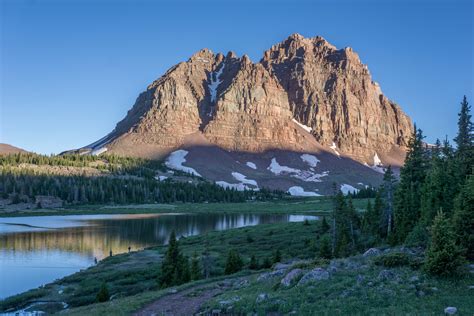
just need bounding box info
[74,34,413,194]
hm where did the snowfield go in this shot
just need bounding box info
[232,172,258,187]
[165,150,201,177]
[340,184,359,195]
[300,154,320,167]
[267,158,329,183]
[91,147,107,156]
[245,162,257,170]
[287,186,322,197]
[364,153,385,174]
[267,158,300,175]
[208,64,225,102]
[155,175,169,181]
[292,118,312,133]
[330,142,341,158]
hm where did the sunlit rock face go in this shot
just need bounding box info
[81,34,411,166]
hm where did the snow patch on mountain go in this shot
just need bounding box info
[267,158,300,175]
[364,152,385,174]
[330,142,341,158]
[292,118,312,133]
[268,158,328,183]
[246,162,257,170]
[209,64,225,102]
[91,147,107,156]
[340,184,359,195]
[232,172,258,187]
[300,154,320,167]
[288,186,322,197]
[165,150,202,177]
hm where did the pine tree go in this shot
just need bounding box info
[272,249,282,264]
[454,96,473,183]
[420,138,458,223]
[452,175,474,260]
[319,234,332,259]
[424,211,464,276]
[159,231,190,287]
[320,216,330,234]
[394,125,428,243]
[190,252,202,280]
[248,254,259,270]
[224,250,244,275]
[381,165,396,238]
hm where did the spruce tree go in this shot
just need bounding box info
[452,175,474,260]
[224,250,244,275]
[454,96,473,183]
[190,252,202,280]
[319,234,332,259]
[394,125,428,243]
[159,231,190,287]
[248,254,259,270]
[424,211,464,276]
[96,282,110,302]
[381,165,396,238]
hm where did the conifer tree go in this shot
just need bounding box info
[452,175,474,260]
[454,96,473,183]
[381,165,396,238]
[190,252,202,280]
[248,254,259,270]
[224,250,244,275]
[159,231,190,287]
[394,125,428,243]
[424,211,464,276]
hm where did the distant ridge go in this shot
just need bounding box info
[0,143,28,155]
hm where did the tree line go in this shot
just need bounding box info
[0,155,284,204]
[321,96,473,276]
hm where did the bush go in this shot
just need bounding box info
[373,252,410,267]
[96,282,110,303]
[405,223,429,247]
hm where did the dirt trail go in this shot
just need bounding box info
[134,278,244,316]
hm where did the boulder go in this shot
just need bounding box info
[298,268,329,285]
[363,248,382,257]
[444,307,457,315]
[256,293,269,303]
[281,269,303,287]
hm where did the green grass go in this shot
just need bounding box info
[0,197,372,217]
[204,261,474,315]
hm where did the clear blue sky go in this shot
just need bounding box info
[1,0,472,154]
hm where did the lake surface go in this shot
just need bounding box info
[0,212,317,299]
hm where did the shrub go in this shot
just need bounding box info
[373,252,410,267]
[95,283,109,303]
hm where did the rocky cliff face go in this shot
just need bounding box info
[261,34,412,163]
[83,34,412,167]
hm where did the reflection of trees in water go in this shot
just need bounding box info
[0,214,293,259]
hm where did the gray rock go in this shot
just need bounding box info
[219,296,240,306]
[468,285,474,290]
[256,293,269,303]
[356,274,365,284]
[211,309,222,316]
[257,269,286,282]
[281,269,304,287]
[363,248,382,257]
[378,269,398,281]
[409,275,420,283]
[273,262,291,271]
[298,268,329,285]
[233,279,249,289]
[444,307,457,315]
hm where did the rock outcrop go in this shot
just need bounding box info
[261,33,412,163]
[81,34,413,167]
